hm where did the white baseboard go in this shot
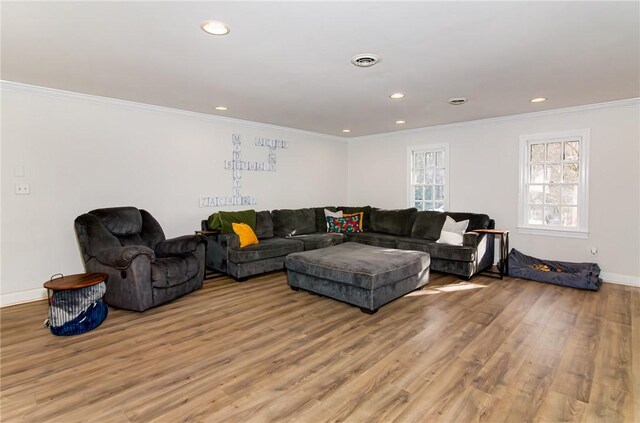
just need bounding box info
[601,272,640,288]
[0,288,47,307]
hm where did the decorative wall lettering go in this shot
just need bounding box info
[200,134,288,207]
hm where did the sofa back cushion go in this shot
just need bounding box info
[272,208,316,237]
[411,211,447,241]
[255,210,274,239]
[370,208,417,236]
[337,206,373,231]
[314,207,337,233]
[445,212,491,231]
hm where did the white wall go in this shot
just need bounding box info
[0,83,348,304]
[348,100,640,284]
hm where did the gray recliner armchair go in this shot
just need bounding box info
[74,207,207,311]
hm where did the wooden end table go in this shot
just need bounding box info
[472,229,510,279]
[43,273,108,336]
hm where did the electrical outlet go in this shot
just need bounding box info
[15,183,30,195]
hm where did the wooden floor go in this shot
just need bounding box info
[1,271,638,422]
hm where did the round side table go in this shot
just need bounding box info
[43,273,109,336]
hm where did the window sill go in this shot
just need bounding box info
[517,226,589,239]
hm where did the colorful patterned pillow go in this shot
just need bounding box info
[343,212,364,231]
[326,215,362,233]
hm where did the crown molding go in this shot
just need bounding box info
[0,80,348,144]
[349,97,640,141]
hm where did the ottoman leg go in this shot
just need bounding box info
[290,285,300,291]
[360,307,378,315]
[235,277,248,282]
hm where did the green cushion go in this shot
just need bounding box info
[209,210,257,234]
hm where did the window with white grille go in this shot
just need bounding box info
[519,129,590,238]
[408,144,449,211]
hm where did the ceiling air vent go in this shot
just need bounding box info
[351,54,381,68]
[448,97,469,105]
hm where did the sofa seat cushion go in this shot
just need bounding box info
[290,233,345,251]
[285,242,430,290]
[228,237,303,264]
[397,239,476,262]
[348,232,399,249]
[152,255,200,288]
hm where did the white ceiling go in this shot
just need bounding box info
[2,1,639,137]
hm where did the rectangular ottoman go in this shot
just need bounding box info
[285,242,430,313]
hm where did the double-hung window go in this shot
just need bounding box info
[519,129,590,238]
[408,144,449,211]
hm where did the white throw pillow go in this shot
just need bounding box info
[436,216,469,246]
[324,209,343,231]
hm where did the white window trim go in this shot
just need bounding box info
[518,129,590,239]
[406,143,450,211]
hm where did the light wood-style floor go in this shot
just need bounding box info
[1,271,638,422]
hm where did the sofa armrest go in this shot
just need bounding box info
[213,233,240,251]
[95,245,156,269]
[155,235,207,257]
[463,232,484,248]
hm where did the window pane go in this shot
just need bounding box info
[545,165,562,184]
[414,201,424,211]
[425,201,434,211]
[529,165,544,183]
[436,151,445,167]
[561,207,578,227]
[414,153,425,169]
[434,201,445,211]
[414,186,423,201]
[434,185,444,200]
[530,144,545,162]
[528,206,544,225]
[425,185,433,200]
[546,142,562,162]
[435,168,445,184]
[545,185,561,205]
[562,185,578,205]
[414,170,424,184]
[426,152,436,167]
[545,206,561,225]
[563,141,580,161]
[563,163,579,183]
[528,185,543,204]
[425,168,435,184]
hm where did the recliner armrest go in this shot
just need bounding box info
[155,235,207,257]
[95,245,156,269]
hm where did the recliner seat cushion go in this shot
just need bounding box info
[271,208,316,237]
[228,237,303,263]
[370,208,417,236]
[151,255,200,288]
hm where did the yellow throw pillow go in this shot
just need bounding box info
[232,222,259,248]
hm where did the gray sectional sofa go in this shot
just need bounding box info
[201,206,495,280]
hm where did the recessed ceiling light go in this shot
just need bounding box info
[214,106,228,111]
[342,129,351,133]
[396,120,406,124]
[389,93,405,99]
[201,20,230,36]
[448,97,469,105]
[530,97,547,103]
